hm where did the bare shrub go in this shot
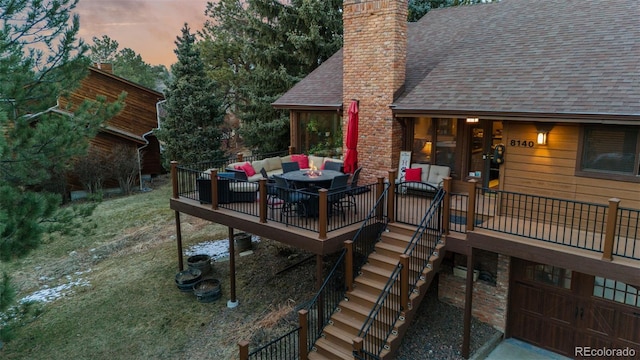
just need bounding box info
[108,144,140,195]
[74,150,108,195]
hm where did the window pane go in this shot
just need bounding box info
[413,117,433,163]
[582,126,638,174]
[436,118,457,171]
[298,112,342,156]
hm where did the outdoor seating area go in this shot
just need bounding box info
[398,163,451,194]
[225,153,344,182]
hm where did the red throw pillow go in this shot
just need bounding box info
[291,154,309,169]
[405,167,422,182]
[240,162,256,177]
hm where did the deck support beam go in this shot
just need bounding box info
[228,226,238,308]
[462,246,475,359]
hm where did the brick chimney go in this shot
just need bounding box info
[343,0,407,182]
[93,62,114,73]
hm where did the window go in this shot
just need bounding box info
[298,112,342,156]
[579,125,640,180]
[525,264,572,289]
[593,277,639,307]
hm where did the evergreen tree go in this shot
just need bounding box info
[0,0,124,317]
[200,0,343,153]
[155,24,225,166]
[89,35,170,92]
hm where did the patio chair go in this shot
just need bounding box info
[323,161,343,172]
[281,161,300,173]
[345,166,363,213]
[273,175,309,225]
[261,168,280,209]
[326,174,350,221]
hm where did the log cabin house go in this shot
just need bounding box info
[170,0,639,358]
[60,64,165,196]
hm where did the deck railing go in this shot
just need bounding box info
[172,161,383,238]
[451,181,640,261]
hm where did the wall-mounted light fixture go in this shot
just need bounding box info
[535,123,554,145]
[466,117,479,123]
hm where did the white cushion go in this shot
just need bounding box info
[410,163,430,183]
[427,165,450,187]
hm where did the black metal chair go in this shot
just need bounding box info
[345,166,363,213]
[261,168,280,209]
[281,161,300,173]
[273,175,309,224]
[326,174,350,221]
[323,161,343,172]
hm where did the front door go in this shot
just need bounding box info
[466,120,502,189]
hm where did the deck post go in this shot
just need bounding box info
[345,240,354,292]
[316,253,325,337]
[442,177,452,235]
[462,247,475,359]
[298,310,309,360]
[258,178,267,223]
[353,337,363,358]
[400,254,409,311]
[238,340,249,360]
[318,189,328,239]
[236,152,243,162]
[171,161,184,271]
[170,161,178,198]
[466,180,478,232]
[388,170,397,223]
[602,198,621,261]
[376,176,385,220]
[175,211,183,271]
[289,145,295,155]
[228,227,238,308]
[211,170,219,210]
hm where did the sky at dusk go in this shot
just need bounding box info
[75,0,211,68]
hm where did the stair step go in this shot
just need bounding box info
[339,299,375,323]
[331,311,366,333]
[380,231,413,248]
[385,223,418,237]
[360,263,393,283]
[322,323,358,349]
[367,252,400,271]
[375,241,406,258]
[312,337,353,360]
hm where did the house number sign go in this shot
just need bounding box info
[509,139,535,148]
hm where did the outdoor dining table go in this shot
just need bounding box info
[281,169,343,189]
[281,169,344,217]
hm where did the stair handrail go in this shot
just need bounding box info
[355,188,446,359]
[302,184,390,353]
[348,183,391,277]
[239,182,392,359]
[402,188,445,293]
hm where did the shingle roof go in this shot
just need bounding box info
[273,0,640,119]
[272,49,343,110]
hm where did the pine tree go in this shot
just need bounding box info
[200,0,343,153]
[155,24,225,166]
[0,0,124,317]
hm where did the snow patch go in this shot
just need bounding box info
[185,235,260,261]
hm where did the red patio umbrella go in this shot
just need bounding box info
[343,100,359,174]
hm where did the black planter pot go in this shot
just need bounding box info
[193,279,222,303]
[175,268,202,292]
[187,254,212,276]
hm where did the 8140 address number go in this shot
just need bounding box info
[509,139,535,148]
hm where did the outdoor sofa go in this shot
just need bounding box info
[226,154,344,182]
[397,163,451,194]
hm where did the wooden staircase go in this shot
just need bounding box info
[308,222,446,360]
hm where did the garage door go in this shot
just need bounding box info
[508,259,640,358]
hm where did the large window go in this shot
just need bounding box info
[411,117,457,170]
[579,125,640,180]
[593,277,639,307]
[298,112,342,156]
